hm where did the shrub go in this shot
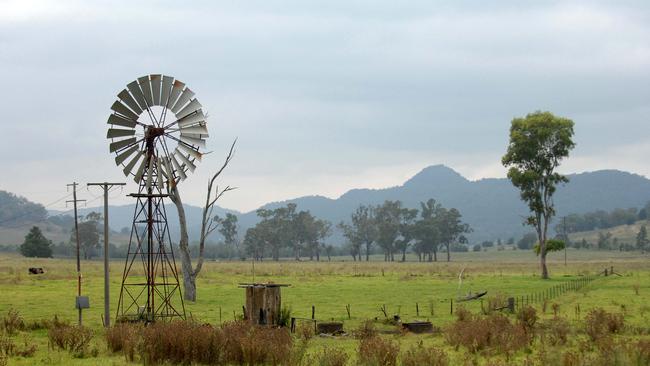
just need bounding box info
[584,308,624,341]
[47,323,94,357]
[455,307,471,322]
[314,346,350,366]
[516,306,538,334]
[445,313,528,355]
[2,309,24,336]
[278,306,292,327]
[354,320,377,340]
[401,343,449,366]
[634,339,650,365]
[105,323,141,361]
[358,336,399,366]
[298,322,314,341]
[543,316,570,346]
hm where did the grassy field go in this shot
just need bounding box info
[0,249,649,365]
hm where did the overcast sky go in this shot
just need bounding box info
[1,0,648,213]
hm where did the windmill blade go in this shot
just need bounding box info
[167,80,185,109]
[127,80,148,111]
[156,157,164,189]
[176,99,202,119]
[179,135,206,148]
[175,149,196,172]
[150,74,162,106]
[162,156,175,182]
[109,137,137,153]
[181,132,210,139]
[138,76,154,107]
[118,89,143,115]
[171,88,195,114]
[111,101,139,120]
[122,151,143,176]
[177,110,205,128]
[178,142,203,161]
[145,157,154,189]
[133,156,148,182]
[161,75,173,106]
[170,154,187,180]
[179,124,208,135]
[107,128,135,138]
[114,145,139,165]
[108,114,136,128]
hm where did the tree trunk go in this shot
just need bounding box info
[366,243,371,261]
[169,187,197,302]
[446,243,451,262]
[433,249,437,262]
[401,249,406,262]
[540,242,549,279]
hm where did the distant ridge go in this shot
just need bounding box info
[31,165,650,244]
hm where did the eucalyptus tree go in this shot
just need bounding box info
[215,213,239,259]
[502,111,575,279]
[413,199,443,262]
[345,205,378,261]
[375,200,404,261]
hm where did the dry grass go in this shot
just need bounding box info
[444,312,528,356]
[401,342,449,366]
[584,308,625,341]
[312,346,350,366]
[357,336,399,366]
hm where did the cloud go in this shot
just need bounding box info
[0,0,648,212]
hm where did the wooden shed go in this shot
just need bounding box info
[239,283,290,326]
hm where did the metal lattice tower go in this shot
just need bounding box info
[106,74,209,322]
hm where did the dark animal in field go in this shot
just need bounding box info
[28,267,44,275]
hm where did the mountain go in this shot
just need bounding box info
[237,165,650,242]
[5,165,650,246]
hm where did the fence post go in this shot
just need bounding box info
[311,305,315,320]
[416,303,419,317]
[450,299,453,315]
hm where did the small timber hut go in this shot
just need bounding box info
[239,283,290,325]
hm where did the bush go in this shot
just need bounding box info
[444,313,528,355]
[48,323,94,357]
[1,309,25,336]
[516,306,538,334]
[543,316,570,346]
[313,346,350,366]
[401,343,449,366]
[354,320,377,340]
[358,336,399,366]
[585,308,624,341]
[105,323,141,361]
[127,320,293,365]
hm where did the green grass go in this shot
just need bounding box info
[0,250,649,365]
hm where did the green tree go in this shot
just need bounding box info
[20,226,53,258]
[375,200,404,262]
[437,207,471,262]
[70,212,101,259]
[502,111,575,279]
[636,225,649,252]
[215,213,239,259]
[344,205,377,261]
[338,221,362,261]
[517,232,537,250]
[413,199,443,262]
[534,238,565,255]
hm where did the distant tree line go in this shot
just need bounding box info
[555,203,650,234]
[339,199,471,262]
[243,203,332,261]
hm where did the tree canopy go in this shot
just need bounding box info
[502,111,575,279]
[20,226,53,258]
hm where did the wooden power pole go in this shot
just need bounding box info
[87,182,125,328]
[67,182,86,326]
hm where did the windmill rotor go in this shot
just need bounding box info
[106,74,208,189]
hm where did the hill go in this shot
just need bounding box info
[4,165,650,246]
[238,165,650,242]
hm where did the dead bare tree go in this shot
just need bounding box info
[169,139,237,301]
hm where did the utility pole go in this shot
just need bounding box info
[88,182,125,328]
[67,182,86,326]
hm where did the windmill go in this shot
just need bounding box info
[106,74,208,322]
